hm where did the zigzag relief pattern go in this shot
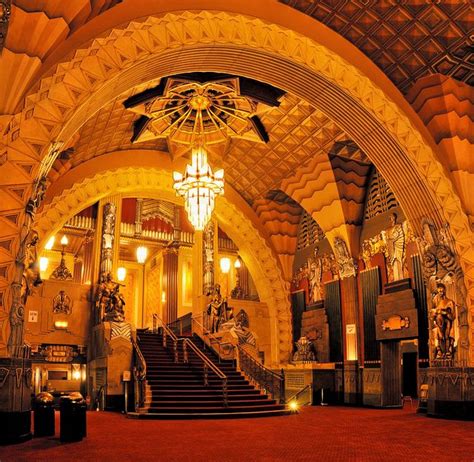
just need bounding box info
[35,167,292,364]
[0,0,123,113]
[406,75,474,144]
[0,11,471,357]
[281,154,347,233]
[329,154,372,226]
[253,198,302,280]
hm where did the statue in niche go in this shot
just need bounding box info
[381,213,406,282]
[333,237,356,278]
[206,284,227,333]
[94,272,126,323]
[308,247,323,303]
[417,219,469,361]
[431,283,456,360]
[53,290,72,315]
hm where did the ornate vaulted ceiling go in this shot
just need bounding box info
[280,0,473,93]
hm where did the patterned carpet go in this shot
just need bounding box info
[2,405,474,461]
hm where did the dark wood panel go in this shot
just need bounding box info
[381,342,401,407]
[325,280,343,364]
[361,268,381,364]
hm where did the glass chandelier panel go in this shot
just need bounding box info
[173,146,224,231]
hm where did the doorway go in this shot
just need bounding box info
[402,352,418,398]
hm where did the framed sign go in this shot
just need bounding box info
[122,371,131,382]
[28,310,38,323]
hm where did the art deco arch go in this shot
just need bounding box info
[35,164,291,365]
[2,10,472,358]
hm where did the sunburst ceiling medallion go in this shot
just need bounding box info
[124,74,284,159]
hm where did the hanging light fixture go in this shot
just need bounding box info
[173,145,224,231]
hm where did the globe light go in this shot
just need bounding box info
[117,267,127,282]
[60,235,69,246]
[136,246,148,264]
[220,257,231,274]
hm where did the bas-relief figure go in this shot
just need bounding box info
[381,212,406,282]
[53,290,72,315]
[202,220,215,296]
[8,229,43,354]
[308,247,323,303]
[292,336,316,362]
[333,237,356,279]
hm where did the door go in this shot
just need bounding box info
[402,352,418,398]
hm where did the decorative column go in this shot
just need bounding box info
[134,198,143,237]
[333,236,361,405]
[163,245,179,324]
[202,219,216,295]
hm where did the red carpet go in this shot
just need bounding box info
[2,406,474,461]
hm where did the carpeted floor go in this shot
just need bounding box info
[2,405,474,462]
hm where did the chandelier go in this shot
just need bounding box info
[173,145,224,231]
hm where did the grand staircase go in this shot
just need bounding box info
[128,330,290,419]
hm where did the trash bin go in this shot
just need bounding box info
[34,392,55,437]
[60,392,86,442]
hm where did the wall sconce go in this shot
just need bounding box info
[45,236,55,250]
[50,234,73,280]
[117,267,127,282]
[161,291,166,303]
[54,320,68,330]
[72,364,81,381]
[220,257,231,274]
[136,246,148,264]
[39,257,49,272]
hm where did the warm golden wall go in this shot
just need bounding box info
[25,279,91,348]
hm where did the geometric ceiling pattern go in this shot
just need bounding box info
[281,0,473,93]
[213,93,349,204]
[50,90,359,208]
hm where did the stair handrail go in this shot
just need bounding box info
[191,315,234,360]
[236,345,286,405]
[167,312,192,336]
[152,313,180,363]
[192,314,285,404]
[131,335,147,410]
[181,338,228,407]
[285,383,312,406]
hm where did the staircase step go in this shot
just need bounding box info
[135,332,289,419]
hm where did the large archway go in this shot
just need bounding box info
[34,161,291,365]
[1,9,471,359]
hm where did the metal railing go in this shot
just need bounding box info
[286,384,312,406]
[182,338,228,407]
[153,313,228,406]
[167,313,192,337]
[192,314,286,404]
[131,335,147,410]
[237,345,285,404]
[191,315,235,362]
[153,313,180,363]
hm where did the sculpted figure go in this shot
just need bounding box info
[20,230,42,306]
[382,213,406,282]
[308,247,323,303]
[95,272,126,323]
[207,284,227,333]
[431,283,456,360]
